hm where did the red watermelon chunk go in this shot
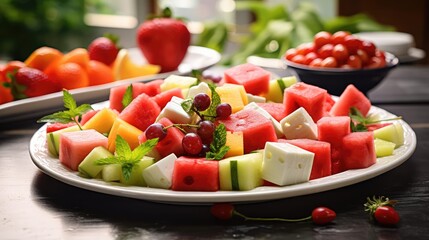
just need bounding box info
[224,63,270,95]
[171,156,219,191]
[341,132,376,170]
[139,79,163,97]
[317,116,351,174]
[80,109,99,126]
[283,82,327,122]
[46,122,76,133]
[281,139,331,180]
[218,108,278,153]
[119,93,160,132]
[139,117,185,158]
[330,84,371,117]
[256,102,287,122]
[323,93,335,115]
[59,129,108,171]
[152,88,183,110]
[109,83,146,112]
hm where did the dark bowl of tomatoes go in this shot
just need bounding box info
[282,31,400,96]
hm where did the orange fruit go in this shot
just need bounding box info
[60,48,90,70]
[87,60,114,86]
[112,49,160,80]
[24,47,63,71]
[49,62,89,90]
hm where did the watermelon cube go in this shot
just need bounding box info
[341,132,376,170]
[109,83,145,112]
[139,79,163,97]
[330,84,371,117]
[317,116,351,174]
[218,108,278,153]
[119,93,160,132]
[283,82,327,122]
[256,102,287,122]
[282,139,331,180]
[224,63,270,95]
[59,129,108,171]
[171,156,219,191]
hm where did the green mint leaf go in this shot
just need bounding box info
[202,83,221,121]
[122,84,133,108]
[181,99,194,113]
[121,163,134,181]
[190,69,203,87]
[95,157,124,165]
[206,123,229,160]
[114,135,132,160]
[38,111,77,124]
[131,138,158,161]
[63,89,77,110]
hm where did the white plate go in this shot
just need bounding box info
[29,102,416,204]
[0,46,221,123]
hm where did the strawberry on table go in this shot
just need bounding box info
[88,34,120,66]
[8,67,60,99]
[136,7,190,72]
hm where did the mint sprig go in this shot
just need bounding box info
[349,107,402,132]
[37,90,93,130]
[122,84,133,108]
[206,123,230,160]
[95,135,158,181]
[202,83,221,121]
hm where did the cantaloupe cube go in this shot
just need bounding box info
[59,129,108,171]
[224,131,244,158]
[108,118,143,152]
[216,84,248,113]
[82,108,118,134]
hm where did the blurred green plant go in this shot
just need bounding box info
[196,1,394,66]
[0,0,110,61]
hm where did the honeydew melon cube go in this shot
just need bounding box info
[156,96,193,124]
[142,153,177,189]
[262,142,314,186]
[78,146,113,178]
[224,131,244,158]
[120,156,154,186]
[216,84,248,113]
[373,122,404,148]
[265,76,297,103]
[47,125,80,157]
[280,107,318,140]
[244,102,283,138]
[82,108,118,134]
[102,163,121,182]
[219,151,264,191]
[160,75,197,92]
[247,93,266,103]
[187,82,211,99]
[374,138,396,157]
[108,118,143,152]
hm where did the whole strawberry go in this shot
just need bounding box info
[88,34,120,66]
[9,67,60,99]
[136,8,190,72]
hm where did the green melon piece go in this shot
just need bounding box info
[47,125,80,157]
[102,164,121,182]
[119,156,154,186]
[373,122,404,148]
[266,76,297,103]
[374,138,396,157]
[219,151,263,191]
[78,146,114,178]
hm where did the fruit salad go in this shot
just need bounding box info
[39,63,404,192]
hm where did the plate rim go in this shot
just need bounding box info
[29,102,417,204]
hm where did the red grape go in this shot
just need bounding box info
[193,93,211,111]
[216,103,232,119]
[182,133,203,155]
[145,123,167,140]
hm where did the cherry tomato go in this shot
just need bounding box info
[375,49,386,59]
[309,58,323,67]
[314,31,332,49]
[374,206,400,226]
[331,31,351,45]
[296,42,315,55]
[284,48,298,61]
[312,207,336,225]
[340,64,352,69]
[366,56,386,69]
[344,36,363,55]
[361,40,376,57]
[357,49,370,66]
[211,203,234,220]
[320,57,338,68]
[291,54,306,65]
[347,55,362,69]
[318,44,334,59]
[304,52,318,65]
[332,44,349,63]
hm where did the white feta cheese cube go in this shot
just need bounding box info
[187,82,211,99]
[142,154,177,189]
[262,142,314,186]
[280,107,318,140]
[244,102,283,138]
[246,93,266,103]
[156,97,192,124]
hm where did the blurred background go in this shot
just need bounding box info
[0,0,427,64]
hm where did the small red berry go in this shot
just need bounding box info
[311,207,336,225]
[211,203,234,220]
[374,206,400,226]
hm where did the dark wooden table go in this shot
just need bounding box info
[1,65,428,239]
